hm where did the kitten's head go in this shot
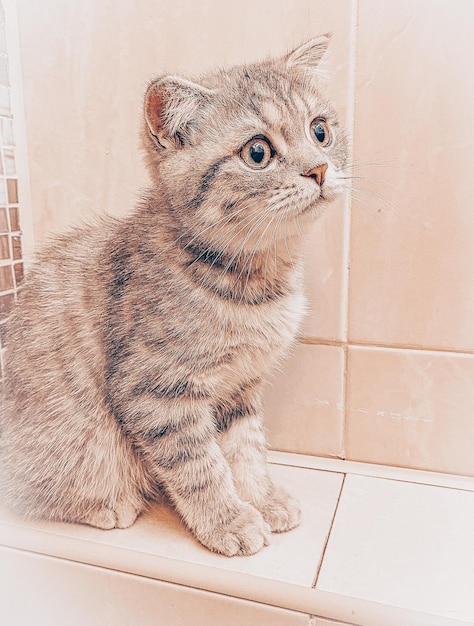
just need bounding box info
[143,35,348,254]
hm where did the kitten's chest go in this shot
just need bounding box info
[196,288,306,391]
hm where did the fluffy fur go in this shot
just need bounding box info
[0,36,347,556]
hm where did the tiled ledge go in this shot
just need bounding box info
[1,452,473,626]
[272,451,474,492]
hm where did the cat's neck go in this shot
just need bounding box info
[138,190,307,305]
[176,232,305,305]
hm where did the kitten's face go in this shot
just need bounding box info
[144,36,348,254]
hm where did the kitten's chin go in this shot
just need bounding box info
[299,191,340,219]
[320,188,341,204]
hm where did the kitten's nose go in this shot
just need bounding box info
[303,164,328,186]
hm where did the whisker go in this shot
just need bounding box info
[181,196,275,275]
[344,184,396,213]
[292,209,305,239]
[175,202,255,251]
[214,205,270,270]
[338,175,395,191]
[282,212,293,265]
[238,215,277,303]
[263,212,281,295]
[341,157,398,171]
[228,208,274,275]
[194,204,271,288]
[212,189,297,284]
[237,205,288,303]
[244,199,296,303]
[271,209,289,294]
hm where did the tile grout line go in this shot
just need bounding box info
[311,473,346,590]
[299,335,474,357]
[341,343,348,460]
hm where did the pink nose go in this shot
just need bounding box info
[303,163,328,186]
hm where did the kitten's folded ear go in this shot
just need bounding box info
[285,34,331,70]
[145,76,215,149]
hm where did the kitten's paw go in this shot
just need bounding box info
[80,500,142,530]
[199,504,271,557]
[257,486,302,533]
[114,499,144,529]
[80,506,117,529]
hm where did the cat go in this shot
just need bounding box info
[0,35,348,556]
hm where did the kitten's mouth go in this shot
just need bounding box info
[298,186,339,216]
[319,189,335,202]
[317,180,344,204]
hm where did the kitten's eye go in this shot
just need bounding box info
[311,119,331,147]
[240,137,273,169]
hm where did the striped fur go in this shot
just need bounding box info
[0,36,347,555]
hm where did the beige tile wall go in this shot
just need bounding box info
[11,0,474,475]
[268,0,474,477]
[342,0,474,476]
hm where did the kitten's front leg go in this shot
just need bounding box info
[119,395,271,556]
[216,384,302,533]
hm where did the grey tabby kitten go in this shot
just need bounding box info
[0,35,347,556]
